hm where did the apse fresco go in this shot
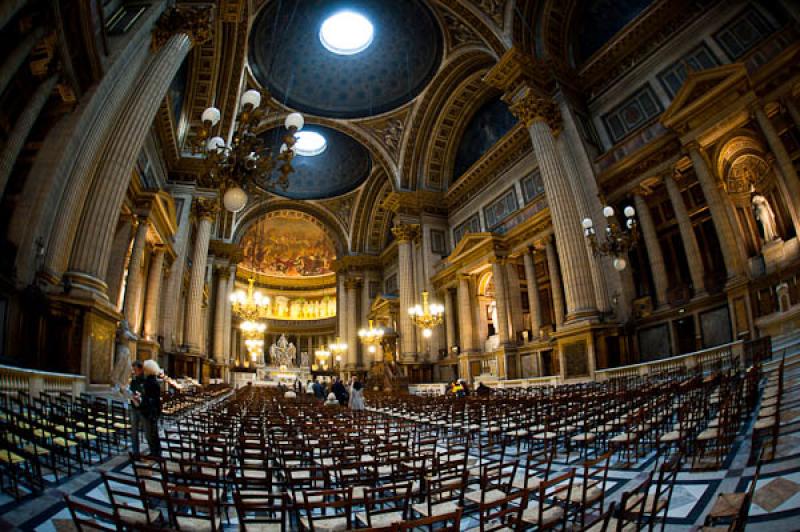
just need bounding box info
[241,214,336,277]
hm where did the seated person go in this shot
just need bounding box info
[324,392,339,406]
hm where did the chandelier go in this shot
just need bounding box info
[358,320,383,353]
[330,337,348,358]
[314,345,331,371]
[194,89,305,213]
[582,205,639,271]
[408,291,444,338]
[230,278,270,322]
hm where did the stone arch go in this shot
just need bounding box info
[400,48,497,190]
[232,198,350,257]
[352,174,394,254]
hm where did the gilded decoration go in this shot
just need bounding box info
[505,87,562,132]
[240,212,336,279]
[391,224,420,243]
[151,6,214,50]
[194,197,220,220]
[726,154,770,195]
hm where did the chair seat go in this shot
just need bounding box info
[355,510,404,527]
[610,433,635,443]
[626,493,668,514]
[520,504,564,526]
[412,500,461,517]
[708,492,746,519]
[660,430,681,442]
[532,432,556,440]
[176,515,223,532]
[118,507,161,526]
[697,428,719,441]
[237,524,282,532]
[465,488,507,505]
[513,475,543,491]
[572,433,596,442]
[560,484,603,505]
[53,437,77,447]
[755,417,776,430]
[0,450,26,464]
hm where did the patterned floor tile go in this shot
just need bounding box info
[753,477,800,512]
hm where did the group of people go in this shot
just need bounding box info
[283,376,365,410]
[446,379,492,397]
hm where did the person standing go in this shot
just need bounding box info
[313,378,325,400]
[332,377,349,406]
[140,360,163,457]
[128,361,145,455]
[348,377,365,411]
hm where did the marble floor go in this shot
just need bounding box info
[3,355,800,531]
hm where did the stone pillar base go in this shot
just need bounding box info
[137,339,160,361]
[551,321,621,382]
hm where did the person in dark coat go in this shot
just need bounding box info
[140,360,163,457]
[332,377,349,406]
[128,361,146,455]
[313,379,325,399]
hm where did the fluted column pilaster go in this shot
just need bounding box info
[523,248,543,337]
[785,97,800,129]
[457,275,476,351]
[545,237,565,328]
[184,200,217,352]
[142,246,166,342]
[345,277,361,368]
[212,266,228,364]
[491,259,511,344]
[444,288,456,350]
[753,106,800,234]
[392,223,419,360]
[65,11,211,296]
[223,266,235,364]
[556,133,611,312]
[0,75,58,200]
[337,272,347,339]
[123,218,149,333]
[634,193,669,307]
[664,173,706,296]
[106,218,135,308]
[511,94,596,320]
[687,143,744,278]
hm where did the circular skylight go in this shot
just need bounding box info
[319,11,374,55]
[294,131,327,157]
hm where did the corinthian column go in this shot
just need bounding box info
[633,193,669,307]
[212,266,229,364]
[64,7,212,297]
[545,236,565,328]
[223,265,236,364]
[444,288,456,350]
[142,246,166,341]
[345,277,362,369]
[687,143,744,278]
[457,275,476,352]
[123,218,149,333]
[664,172,706,296]
[392,223,419,360]
[753,105,800,234]
[523,248,543,337]
[491,258,511,344]
[184,199,218,352]
[508,89,597,321]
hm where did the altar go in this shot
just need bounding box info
[235,334,311,388]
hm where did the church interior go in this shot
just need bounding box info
[0,0,799,529]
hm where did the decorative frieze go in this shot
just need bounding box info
[152,5,214,50]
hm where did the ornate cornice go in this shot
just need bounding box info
[383,191,446,217]
[208,240,241,262]
[444,123,530,209]
[331,255,382,273]
[152,5,214,50]
[344,277,363,290]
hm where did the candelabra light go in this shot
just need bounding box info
[330,337,348,358]
[358,320,384,353]
[315,345,331,370]
[230,278,271,322]
[582,205,639,271]
[194,89,305,213]
[408,291,444,338]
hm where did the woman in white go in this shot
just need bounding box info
[348,376,365,411]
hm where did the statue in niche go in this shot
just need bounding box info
[110,320,138,394]
[301,350,309,367]
[288,342,297,365]
[752,193,779,244]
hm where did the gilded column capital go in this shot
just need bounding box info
[194,197,219,222]
[505,85,562,133]
[152,5,214,50]
[391,223,420,243]
[344,277,363,290]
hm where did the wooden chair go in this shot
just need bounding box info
[559,451,611,529]
[233,489,289,531]
[102,471,163,529]
[703,449,763,529]
[520,469,575,531]
[475,489,528,532]
[396,507,463,532]
[166,484,223,531]
[295,486,354,532]
[412,468,469,519]
[356,482,412,529]
[65,494,120,532]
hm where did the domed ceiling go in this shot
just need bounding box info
[240,210,336,279]
[259,124,371,200]
[249,0,443,118]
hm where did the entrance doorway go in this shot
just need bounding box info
[673,317,696,354]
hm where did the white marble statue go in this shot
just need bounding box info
[269,334,296,367]
[110,320,138,393]
[752,194,778,243]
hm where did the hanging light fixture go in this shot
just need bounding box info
[330,337,348,360]
[408,291,444,339]
[358,320,383,353]
[194,89,305,212]
[230,277,271,321]
[582,205,639,271]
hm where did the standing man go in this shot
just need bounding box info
[128,361,145,455]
